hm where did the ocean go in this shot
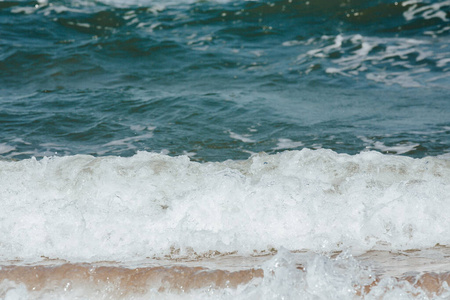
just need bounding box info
[0,0,450,298]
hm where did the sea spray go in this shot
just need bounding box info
[1,149,449,262]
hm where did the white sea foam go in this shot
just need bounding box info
[1,249,449,299]
[0,144,15,155]
[273,138,304,150]
[228,131,255,143]
[403,0,450,22]
[295,33,447,88]
[359,137,420,154]
[0,149,449,263]
[94,0,251,9]
[371,141,420,155]
[103,132,154,148]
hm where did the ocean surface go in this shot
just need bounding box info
[1,0,450,299]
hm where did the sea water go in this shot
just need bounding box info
[1,0,450,299]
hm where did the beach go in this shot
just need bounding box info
[1,0,449,298]
[1,248,450,298]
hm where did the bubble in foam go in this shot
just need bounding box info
[0,149,449,262]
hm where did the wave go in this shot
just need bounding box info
[7,0,450,38]
[1,249,450,299]
[3,0,449,93]
[1,149,449,262]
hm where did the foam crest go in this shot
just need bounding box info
[0,150,449,261]
[297,34,444,87]
[245,250,450,299]
[0,144,15,155]
[90,0,240,9]
[403,0,450,22]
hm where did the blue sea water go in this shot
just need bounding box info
[1,0,449,161]
[1,2,450,298]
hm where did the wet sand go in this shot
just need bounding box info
[1,247,449,298]
[0,263,263,295]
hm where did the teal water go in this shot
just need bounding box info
[1,0,449,161]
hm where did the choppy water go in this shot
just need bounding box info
[1,0,449,160]
[1,0,450,299]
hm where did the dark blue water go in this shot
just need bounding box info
[1,0,449,161]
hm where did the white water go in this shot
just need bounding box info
[1,249,450,299]
[0,149,449,263]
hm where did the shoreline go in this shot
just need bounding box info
[1,248,449,298]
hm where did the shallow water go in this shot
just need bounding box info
[1,150,450,298]
[1,0,450,298]
[1,248,450,299]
